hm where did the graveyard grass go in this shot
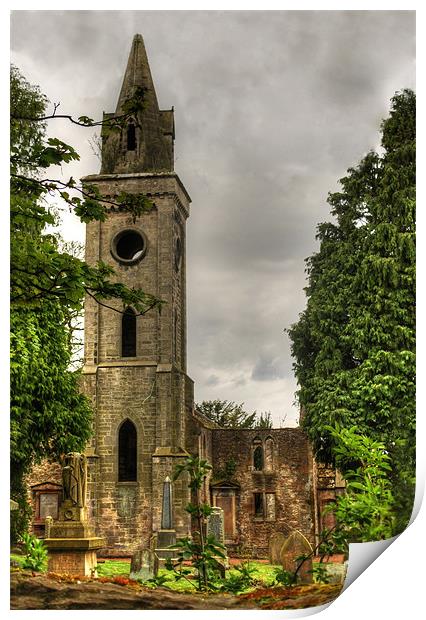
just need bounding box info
[99,559,279,592]
[12,553,281,593]
[12,554,334,591]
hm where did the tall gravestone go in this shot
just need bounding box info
[44,453,104,577]
[155,477,177,561]
[268,532,287,565]
[207,507,225,546]
[206,506,228,572]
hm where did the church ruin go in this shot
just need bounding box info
[29,35,342,557]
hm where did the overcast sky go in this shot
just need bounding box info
[10,10,415,426]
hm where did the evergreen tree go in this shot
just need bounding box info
[288,90,415,534]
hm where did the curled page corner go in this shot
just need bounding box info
[343,474,424,591]
[343,536,397,590]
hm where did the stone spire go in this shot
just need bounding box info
[115,34,160,115]
[100,34,174,174]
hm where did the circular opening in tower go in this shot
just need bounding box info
[111,229,147,264]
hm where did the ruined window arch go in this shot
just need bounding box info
[264,436,274,471]
[122,307,136,357]
[118,419,137,482]
[253,438,264,471]
[127,121,136,151]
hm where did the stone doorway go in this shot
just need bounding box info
[211,483,239,542]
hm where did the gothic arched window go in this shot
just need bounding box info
[122,307,136,357]
[127,122,136,151]
[264,437,274,471]
[253,439,264,471]
[118,419,137,482]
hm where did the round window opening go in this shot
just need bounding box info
[111,229,147,264]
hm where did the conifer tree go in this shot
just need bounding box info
[289,90,415,534]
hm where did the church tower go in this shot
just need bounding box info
[81,35,193,552]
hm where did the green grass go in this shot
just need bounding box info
[11,553,282,593]
[97,560,131,577]
[96,559,280,593]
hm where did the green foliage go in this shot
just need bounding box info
[288,90,415,535]
[141,573,170,589]
[325,426,396,541]
[310,563,331,584]
[168,456,226,591]
[20,533,48,572]
[218,561,257,594]
[273,566,298,587]
[10,484,32,546]
[196,400,272,429]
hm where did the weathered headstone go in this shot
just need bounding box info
[155,476,177,561]
[130,548,155,582]
[207,507,225,546]
[280,531,314,584]
[206,507,228,572]
[268,532,287,565]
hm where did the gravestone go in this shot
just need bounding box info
[207,507,225,546]
[130,548,155,582]
[155,477,177,561]
[206,507,228,573]
[268,532,287,565]
[280,531,314,584]
[161,476,173,530]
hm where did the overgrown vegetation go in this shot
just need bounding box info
[19,533,48,572]
[288,89,415,536]
[165,456,227,591]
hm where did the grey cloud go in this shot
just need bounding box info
[252,357,285,382]
[205,375,220,387]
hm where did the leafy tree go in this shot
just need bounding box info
[255,411,273,428]
[167,456,226,591]
[325,426,395,542]
[288,89,415,535]
[10,66,161,539]
[196,400,272,428]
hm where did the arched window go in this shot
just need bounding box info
[253,443,264,471]
[118,419,137,482]
[127,122,136,151]
[264,437,274,471]
[122,307,136,357]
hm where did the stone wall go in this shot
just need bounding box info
[211,428,315,557]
